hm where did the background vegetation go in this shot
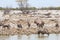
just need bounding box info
[1,7,60,10]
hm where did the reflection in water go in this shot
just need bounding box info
[0,34,60,40]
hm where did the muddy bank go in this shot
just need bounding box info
[0,27,60,35]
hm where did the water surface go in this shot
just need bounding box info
[0,34,60,40]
